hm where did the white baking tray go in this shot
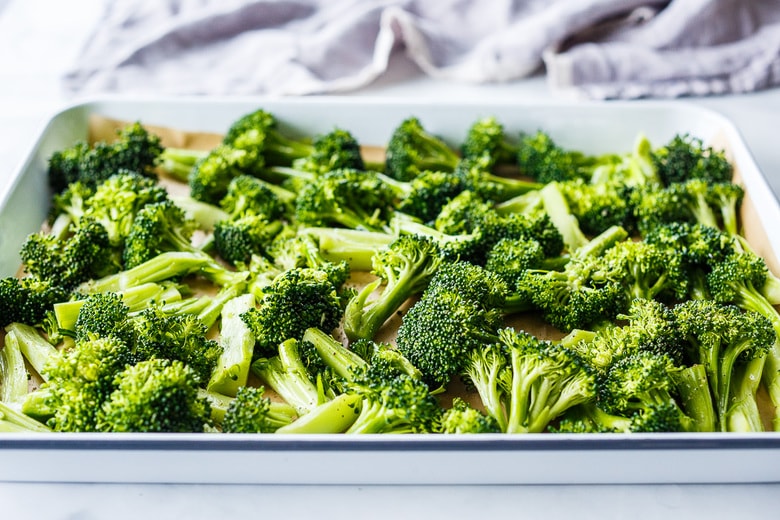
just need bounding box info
[2,97,780,485]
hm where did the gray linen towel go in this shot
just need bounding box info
[63,0,780,99]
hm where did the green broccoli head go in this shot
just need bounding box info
[221,385,297,433]
[0,276,69,328]
[385,117,459,181]
[97,358,212,433]
[241,267,344,357]
[48,122,163,192]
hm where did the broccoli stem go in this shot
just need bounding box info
[81,251,217,293]
[540,182,589,252]
[301,227,393,271]
[160,148,209,182]
[1,331,28,403]
[250,339,321,415]
[54,282,184,332]
[207,293,257,397]
[670,364,716,432]
[727,357,766,432]
[276,392,361,434]
[170,194,230,232]
[5,323,58,382]
[0,401,50,432]
[301,327,366,381]
[197,388,235,426]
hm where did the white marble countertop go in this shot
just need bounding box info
[3,2,780,518]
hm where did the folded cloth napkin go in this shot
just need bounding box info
[63,0,780,99]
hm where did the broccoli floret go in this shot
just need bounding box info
[651,134,733,186]
[96,358,212,433]
[439,397,501,434]
[213,214,285,266]
[54,172,170,248]
[596,239,689,303]
[384,117,460,181]
[395,263,505,387]
[518,226,630,331]
[188,145,252,204]
[241,268,343,357]
[343,234,443,341]
[295,169,396,232]
[433,190,564,264]
[128,307,223,383]
[674,299,774,431]
[517,130,611,184]
[599,351,695,432]
[121,200,199,268]
[0,276,69,328]
[704,251,780,429]
[551,400,684,433]
[452,157,542,203]
[343,362,443,434]
[20,219,119,290]
[219,174,294,221]
[464,329,596,433]
[222,108,314,167]
[483,237,545,287]
[379,169,466,224]
[349,337,423,381]
[558,179,635,236]
[266,232,351,290]
[39,335,134,431]
[48,122,163,192]
[221,385,297,433]
[461,116,519,170]
[73,291,130,343]
[292,127,366,175]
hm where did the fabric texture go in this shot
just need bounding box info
[63,0,780,99]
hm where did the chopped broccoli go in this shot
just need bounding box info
[385,117,460,181]
[292,127,366,175]
[20,219,119,290]
[395,262,505,387]
[0,276,69,328]
[674,299,774,431]
[343,234,443,341]
[517,226,630,331]
[213,214,285,266]
[651,133,733,186]
[207,294,257,397]
[221,385,297,433]
[222,108,314,167]
[453,157,542,203]
[464,329,596,433]
[96,358,212,433]
[461,116,519,170]
[48,122,163,192]
[439,397,501,434]
[250,338,323,415]
[240,267,343,357]
[294,169,396,232]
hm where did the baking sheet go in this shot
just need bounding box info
[2,97,780,485]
